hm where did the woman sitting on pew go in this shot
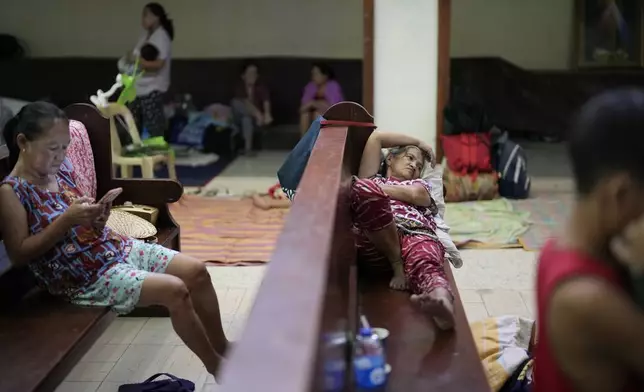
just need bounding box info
[0,102,229,379]
[352,131,455,330]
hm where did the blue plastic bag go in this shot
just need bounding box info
[277,115,324,196]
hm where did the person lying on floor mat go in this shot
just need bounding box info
[352,130,455,330]
[0,102,229,380]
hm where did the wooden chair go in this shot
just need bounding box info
[99,103,177,180]
[0,104,183,392]
[219,102,490,392]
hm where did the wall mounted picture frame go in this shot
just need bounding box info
[575,0,643,67]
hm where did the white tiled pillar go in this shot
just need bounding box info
[373,0,439,144]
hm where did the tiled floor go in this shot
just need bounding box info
[58,145,564,391]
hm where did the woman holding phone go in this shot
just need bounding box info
[0,102,229,380]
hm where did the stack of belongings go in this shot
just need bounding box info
[441,87,499,202]
[441,87,531,202]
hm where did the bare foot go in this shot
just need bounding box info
[410,288,455,330]
[206,353,226,383]
[252,194,270,210]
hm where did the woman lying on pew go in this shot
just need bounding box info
[0,102,228,379]
[353,131,455,330]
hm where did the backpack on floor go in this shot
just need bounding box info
[492,132,531,199]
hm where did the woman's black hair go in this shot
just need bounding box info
[2,101,67,170]
[312,62,335,80]
[145,2,175,41]
[240,60,259,75]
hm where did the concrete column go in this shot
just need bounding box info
[373,0,439,145]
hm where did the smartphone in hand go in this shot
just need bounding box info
[98,187,123,205]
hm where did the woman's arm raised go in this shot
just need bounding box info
[358,131,426,178]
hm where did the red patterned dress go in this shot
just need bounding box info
[351,176,451,296]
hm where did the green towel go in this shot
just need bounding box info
[445,198,531,246]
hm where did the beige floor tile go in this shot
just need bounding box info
[520,290,536,318]
[96,318,147,345]
[452,249,537,291]
[459,289,483,303]
[55,381,101,392]
[132,318,183,345]
[104,344,175,383]
[65,362,115,382]
[463,302,489,323]
[199,382,221,392]
[482,290,531,318]
[226,320,246,341]
[96,382,121,392]
[219,288,246,316]
[159,345,210,387]
[81,344,129,363]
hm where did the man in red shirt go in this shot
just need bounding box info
[536,89,644,391]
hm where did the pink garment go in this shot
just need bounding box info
[301,80,344,106]
[351,178,450,296]
[66,120,97,199]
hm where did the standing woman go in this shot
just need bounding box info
[128,3,174,139]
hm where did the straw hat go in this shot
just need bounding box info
[106,209,157,239]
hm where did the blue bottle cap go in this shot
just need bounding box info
[359,327,372,337]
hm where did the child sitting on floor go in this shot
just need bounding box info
[252,182,291,210]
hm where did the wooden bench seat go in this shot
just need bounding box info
[220,102,489,392]
[360,267,489,391]
[0,103,183,391]
[0,293,115,392]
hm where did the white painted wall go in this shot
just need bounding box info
[373,0,438,145]
[451,0,574,70]
[1,0,574,69]
[0,0,363,59]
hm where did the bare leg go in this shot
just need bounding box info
[138,273,224,377]
[232,98,257,154]
[300,111,312,136]
[403,235,455,330]
[252,194,291,210]
[411,288,455,330]
[165,254,230,355]
[351,178,406,290]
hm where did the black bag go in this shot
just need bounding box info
[443,86,491,135]
[202,124,243,159]
[118,373,195,391]
[0,34,25,60]
[492,131,530,199]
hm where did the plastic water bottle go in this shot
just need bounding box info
[322,332,347,392]
[354,327,387,390]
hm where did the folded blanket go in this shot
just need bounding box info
[471,316,535,391]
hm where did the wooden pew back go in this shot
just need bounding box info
[220,101,491,392]
[220,102,374,392]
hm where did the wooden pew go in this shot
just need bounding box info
[220,102,490,392]
[0,104,183,392]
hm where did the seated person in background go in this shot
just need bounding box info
[231,61,272,156]
[535,89,644,391]
[0,102,229,380]
[299,63,344,135]
[352,130,455,330]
